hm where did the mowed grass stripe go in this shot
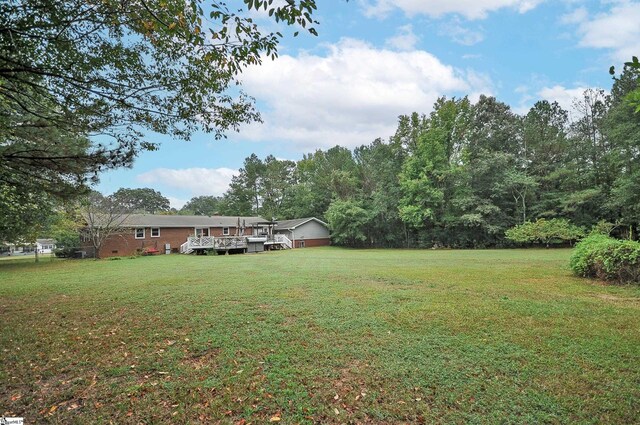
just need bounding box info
[1,248,638,424]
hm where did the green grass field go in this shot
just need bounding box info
[1,248,639,424]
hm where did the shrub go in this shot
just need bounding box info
[54,245,81,258]
[570,234,640,284]
[505,218,585,247]
[589,220,616,236]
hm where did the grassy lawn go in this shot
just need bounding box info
[1,248,639,424]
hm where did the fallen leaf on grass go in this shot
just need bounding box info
[269,416,281,422]
[334,408,340,415]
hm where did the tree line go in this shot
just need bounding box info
[215,68,639,248]
[4,66,638,252]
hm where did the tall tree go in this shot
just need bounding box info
[81,191,133,259]
[222,154,265,215]
[564,88,612,226]
[1,0,321,200]
[520,100,569,220]
[0,184,54,262]
[111,188,170,214]
[353,138,405,247]
[325,199,370,247]
[461,96,521,245]
[399,98,472,247]
[605,65,640,233]
[181,196,222,216]
[260,155,296,220]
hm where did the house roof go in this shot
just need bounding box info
[274,217,328,230]
[89,214,266,228]
[36,239,56,244]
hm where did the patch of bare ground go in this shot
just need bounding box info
[181,348,222,370]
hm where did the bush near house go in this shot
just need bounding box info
[570,234,640,284]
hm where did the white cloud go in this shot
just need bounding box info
[239,38,493,150]
[537,84,589,114]
[385,24,419,51]
[560,7,588,25]
[136,168,238,198]
[359,0,544,20]
[166,196,189,210]
[570,2,640,61]
[440,19,485,45]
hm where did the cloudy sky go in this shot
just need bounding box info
[97,0,640,208]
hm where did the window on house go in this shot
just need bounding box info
[135,228,145,239]
[223,227,230,236]
[195,227,209,237]
[151,228,160,237]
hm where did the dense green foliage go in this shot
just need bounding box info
[2,249,639,423]
[505,219,585,246]
[179,195,223,216]
[111,188,170,214]
[611,56,640,113]
[222,67,639,247]
[0,184,53,243]
[570,234,640,284]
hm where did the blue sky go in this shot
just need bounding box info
[96,0,640,208]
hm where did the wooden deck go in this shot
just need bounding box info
[180,235,292,254]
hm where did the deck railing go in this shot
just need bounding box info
[265,234,292,249]
[182,236,247,252]
[181,234,292,254]
[187,236,215,248]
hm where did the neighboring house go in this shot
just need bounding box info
[1,241,54,256]
[36,239,56,254]
[273,217,331,248]
[81,214,331,257]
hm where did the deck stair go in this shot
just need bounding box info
[264,234,292,250]
[179,241,194,254]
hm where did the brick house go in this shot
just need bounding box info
[82,214,266,258]
[81,214,330,258]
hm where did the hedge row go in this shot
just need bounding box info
[569,234,640,284]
